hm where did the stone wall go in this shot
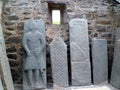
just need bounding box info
[2,0,120,85]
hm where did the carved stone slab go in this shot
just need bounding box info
[0,78,3,90]
[50,37,69,87]
[23,20,46,90]
[92,39,108,84]
[69,19,91,86]
[0,24,14,90]
[111,29,120,89]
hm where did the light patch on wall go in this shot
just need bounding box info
[52,10,61,25]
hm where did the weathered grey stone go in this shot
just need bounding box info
[50,36,69,87]
[34,1,43,13]
[92,38,108,84]
[111,29,120,89]
[0,77,3,90]
[0,24,14,90]
[71,42,87,62]
[71,62,91,86]
[69,18,91,86]
[23,20,46,90]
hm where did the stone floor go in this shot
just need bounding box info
[70,83,119,90]
[15,82,120,90]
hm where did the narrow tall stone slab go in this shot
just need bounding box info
[111,29,120,89]
[23,20,46,90]
[92,39,108,84]
[50,37,68,87]
[0,24,14,90]
[69,18,91,86]
[0,77,3,90]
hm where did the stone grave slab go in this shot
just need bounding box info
[111,29,120,89]
[23,20,46,90]
[92,39,108,84]
[50,37,69,87]
[69,18,91,86]
[0,77,3,90]
[0,24,14,90]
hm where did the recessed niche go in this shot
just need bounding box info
[48,2,66,25]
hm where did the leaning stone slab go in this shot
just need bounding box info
[0,24,14,90]
[111,29,120,89]
[23,20,46,90]
[92,38,108,84]
[0,77,3,90]
[50,37,69,87]
[69,18,91,86]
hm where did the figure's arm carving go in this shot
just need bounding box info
[40,34,45,51]
[37,33,45,53]
[23,34,30,56]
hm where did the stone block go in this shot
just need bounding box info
[8,15,19,20]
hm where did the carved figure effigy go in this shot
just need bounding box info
[23,20,46,90]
